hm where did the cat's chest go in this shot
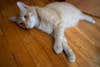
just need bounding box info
[37,21,54,34]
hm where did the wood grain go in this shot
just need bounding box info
[0,0,100,67]
[66,0,100,17]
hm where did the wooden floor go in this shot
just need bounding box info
[0,0,100,67]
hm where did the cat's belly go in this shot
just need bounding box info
[37,21,54,34]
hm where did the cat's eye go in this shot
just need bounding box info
[19,22,24,25]
[24,15,27,18]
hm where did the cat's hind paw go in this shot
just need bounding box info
[68,54,76,63]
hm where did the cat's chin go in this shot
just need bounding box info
[26,25,34,29]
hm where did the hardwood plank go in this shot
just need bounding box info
[65,0,100,17]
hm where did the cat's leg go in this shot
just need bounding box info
[53,25,65,54]
[62,37,76,62]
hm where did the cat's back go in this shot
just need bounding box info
[46,2,82,26]
[45,2,82,22]
[38,2,83,27]
[46,2,81,16]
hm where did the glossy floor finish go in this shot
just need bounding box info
[0,0,100,67]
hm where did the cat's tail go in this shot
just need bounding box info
[81,13,96,24]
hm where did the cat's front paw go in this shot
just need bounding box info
[53,42,63,54]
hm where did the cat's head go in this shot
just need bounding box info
[10,1,39,29]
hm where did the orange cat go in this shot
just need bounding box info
[10,1,95,62]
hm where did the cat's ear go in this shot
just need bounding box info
[9,17,17,22]
[17,1,29,11]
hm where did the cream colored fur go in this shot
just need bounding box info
[10,1,96,62]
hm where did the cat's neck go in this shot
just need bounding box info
[35,7,42,27]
